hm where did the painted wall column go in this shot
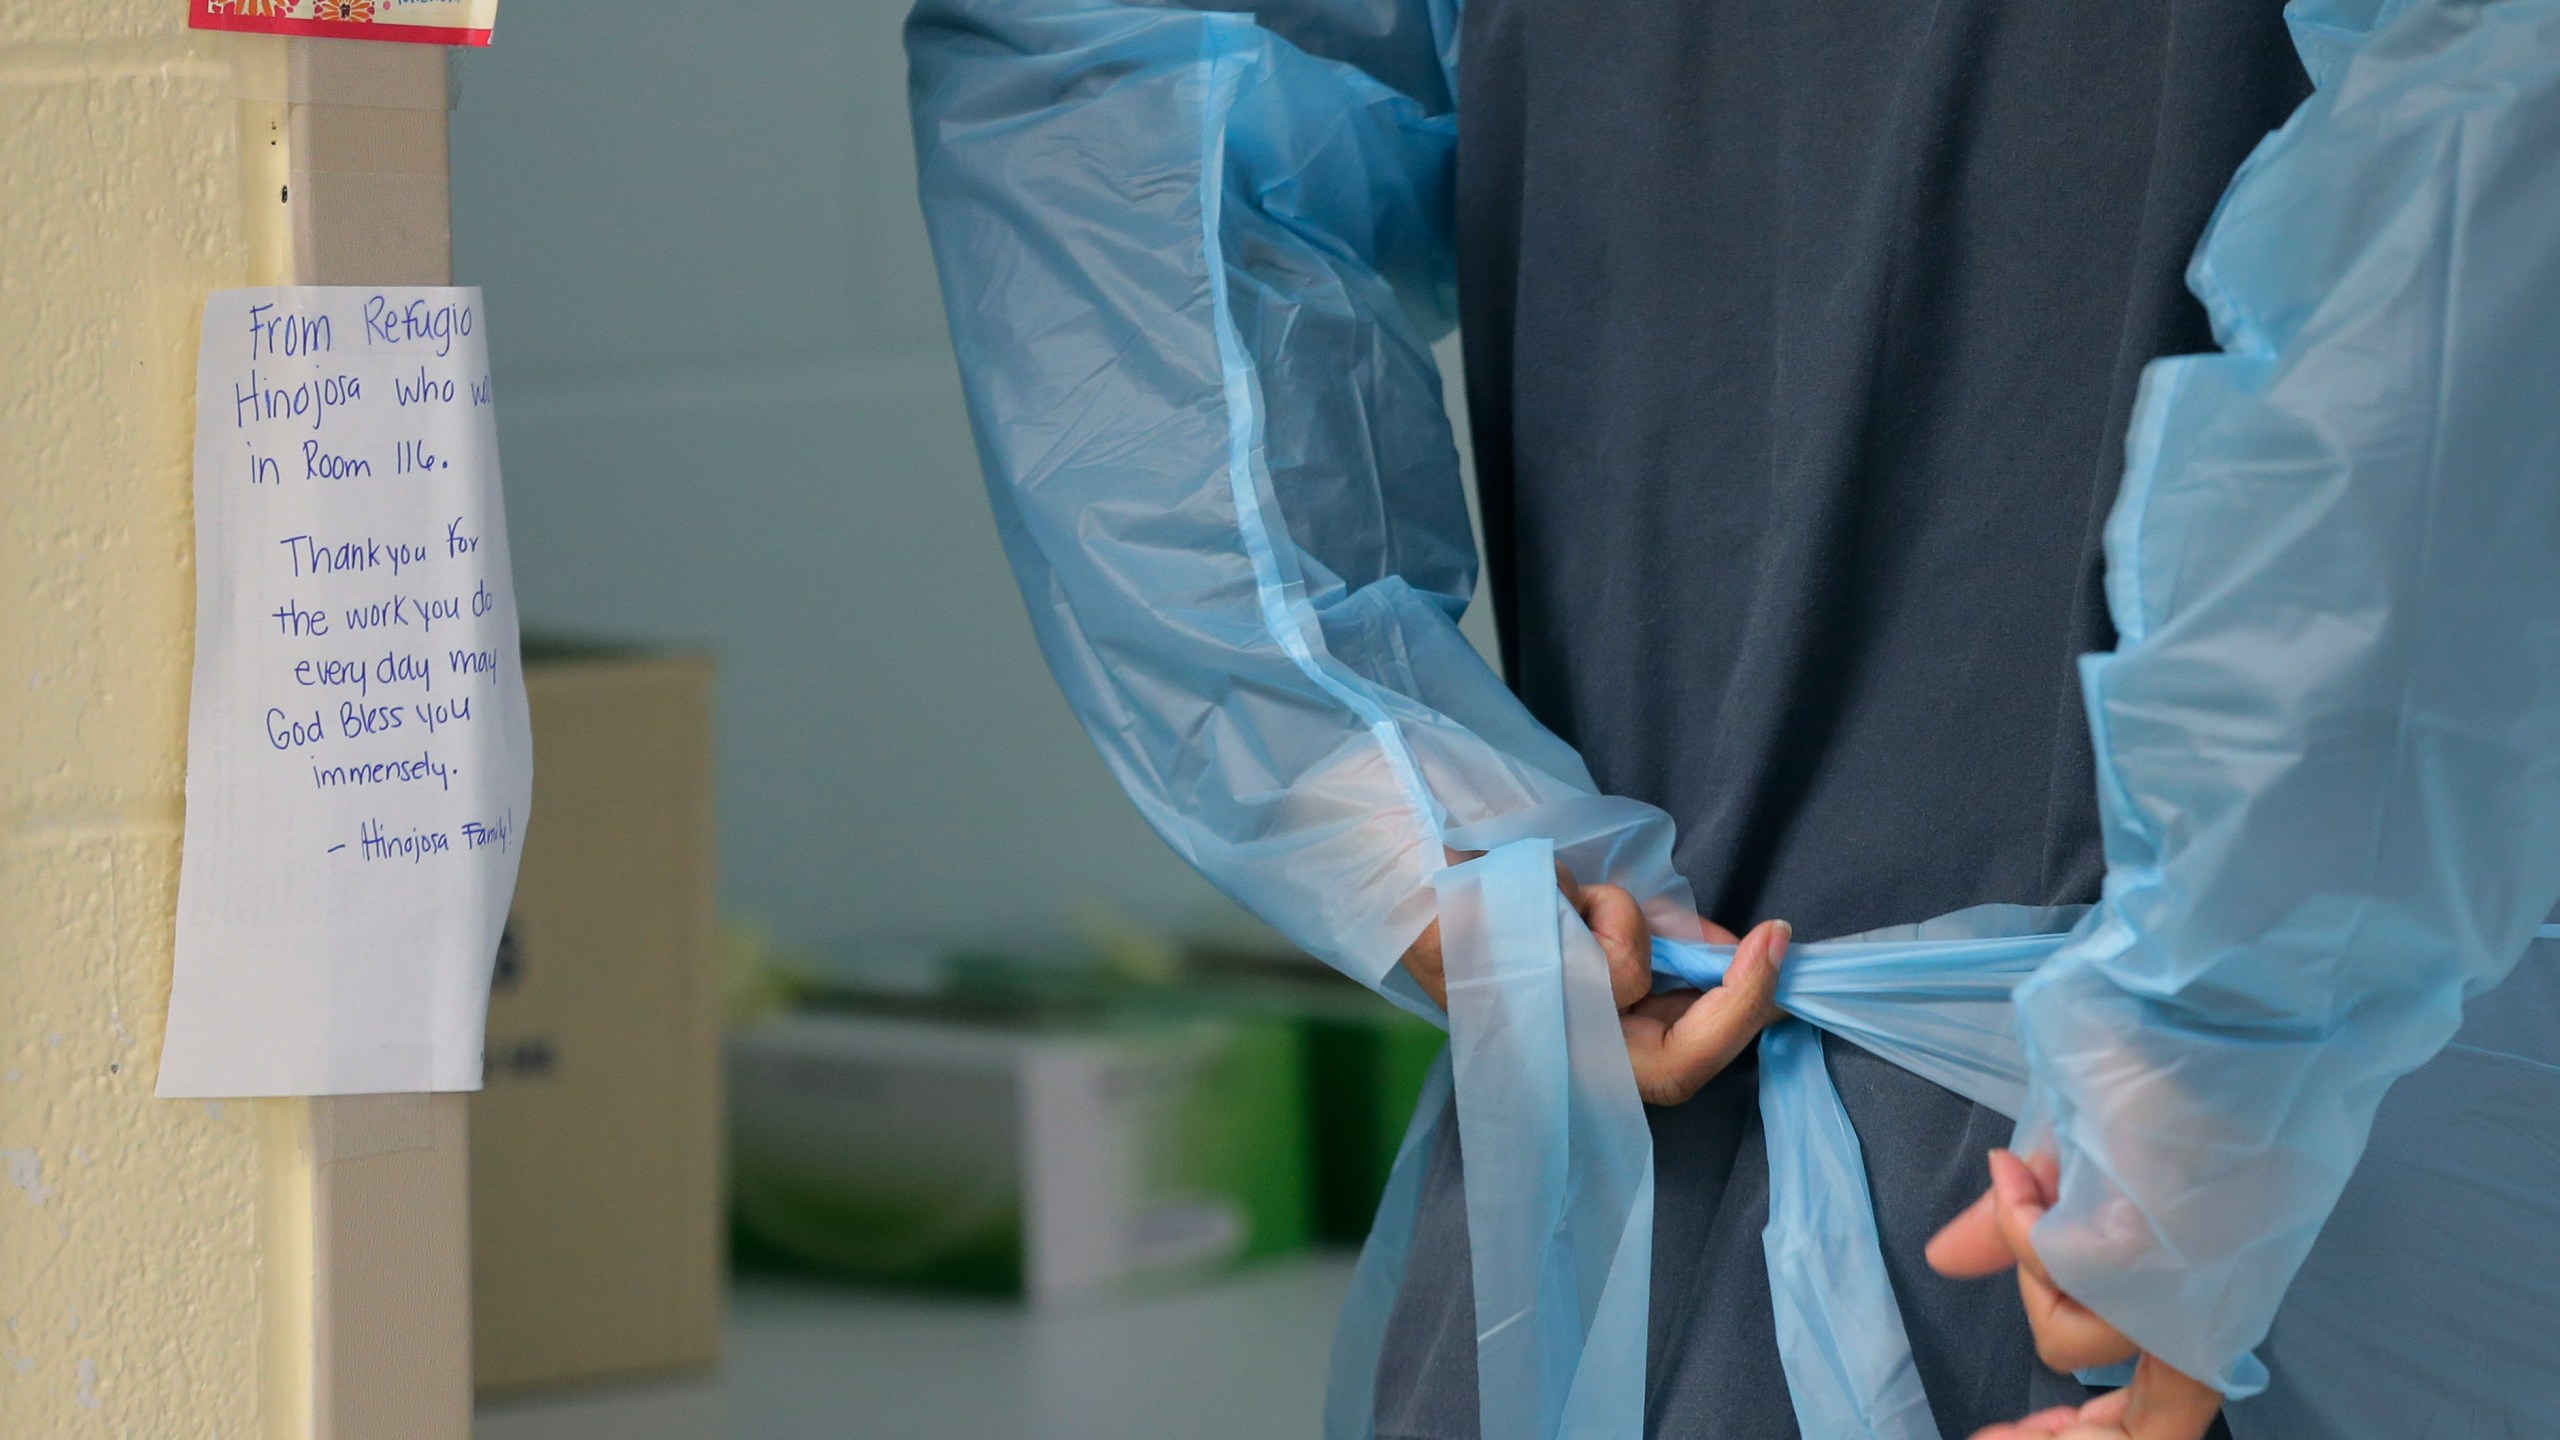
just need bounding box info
[3,12,471,1437]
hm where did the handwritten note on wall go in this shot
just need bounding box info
[161,287,532,1098]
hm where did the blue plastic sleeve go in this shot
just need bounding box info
[2011,0,2560,1394]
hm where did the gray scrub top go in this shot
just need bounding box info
[1378,3,2312,1436]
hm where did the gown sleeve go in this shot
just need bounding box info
[909,11,1691,1433]
[905,0,1699,1018]
[2014,0,2560,1396]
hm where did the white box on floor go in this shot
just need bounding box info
[726,1008,1310,1303]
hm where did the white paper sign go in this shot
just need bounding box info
[161,287,531,1098]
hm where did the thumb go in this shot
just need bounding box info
[1716,917,1788,1026]
[1926,1182,2013,1278]
[1621,919,1789,1106]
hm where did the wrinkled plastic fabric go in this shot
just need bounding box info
[909,0,2560,1434]
[907,0,1624,1020]
[909,6,1695,1426]
[1322,872,2560,1440]
[1434,839,1655,1440]
[2010,0,2560,1398]
[1654,920,2560,1439]
[1670,911,2090,1440]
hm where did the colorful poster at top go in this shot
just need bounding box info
[190,0,498,46]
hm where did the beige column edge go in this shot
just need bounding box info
[265,38,475,1440]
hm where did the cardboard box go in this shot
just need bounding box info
[469,642,722,1395]
[727,1007,1311,1302]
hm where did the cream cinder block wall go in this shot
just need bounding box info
[0,6,306,1436]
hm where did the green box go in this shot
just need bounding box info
[1162,966,1446,1245]
[727,1007,1311,1301]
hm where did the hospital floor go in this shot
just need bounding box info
[473,1256,1356,1440]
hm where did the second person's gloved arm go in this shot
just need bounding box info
[2001,0,2560,1407]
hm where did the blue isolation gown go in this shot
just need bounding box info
[907,0,2560,1435]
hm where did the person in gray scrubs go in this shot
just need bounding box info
[1369,5,2307,1437]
